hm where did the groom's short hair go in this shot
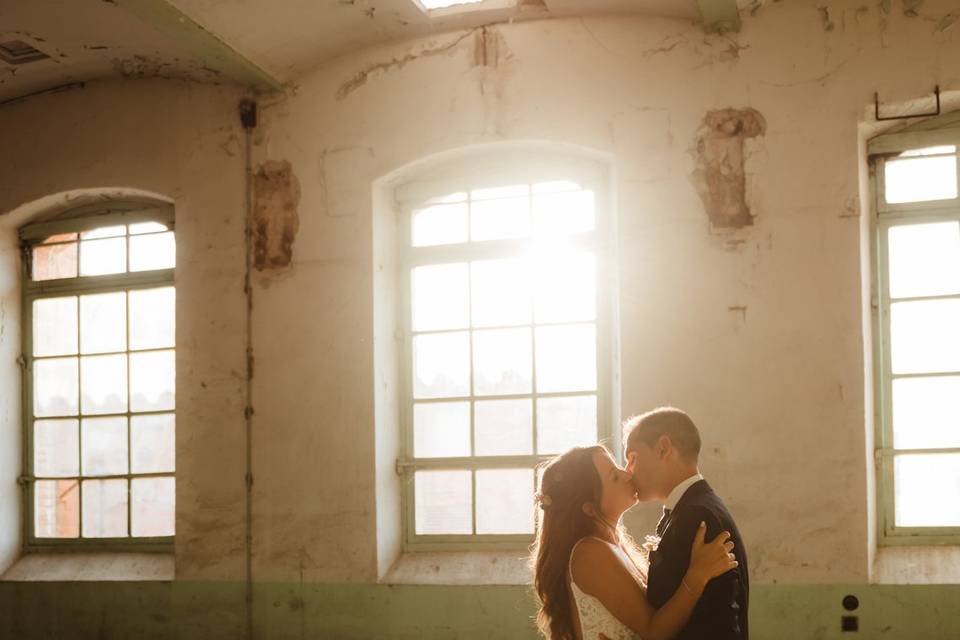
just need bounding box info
[623,407,701,462]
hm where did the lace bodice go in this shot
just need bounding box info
[569,538,642,640]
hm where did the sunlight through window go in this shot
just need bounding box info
[402,166,605,542]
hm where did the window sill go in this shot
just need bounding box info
[0,551,174,582]
[874,545,960,584]
[381,550,532,586]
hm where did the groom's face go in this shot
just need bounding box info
[625,441,661,502]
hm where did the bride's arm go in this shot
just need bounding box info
[571,522,735,640]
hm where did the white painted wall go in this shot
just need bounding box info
[1,0,958,590]
[250,0,960,585]
[0,80,249,582]
[0,226,21,575]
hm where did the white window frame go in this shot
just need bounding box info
[20,201,176,551]
[869,114,960,546]
[394,153,617,551]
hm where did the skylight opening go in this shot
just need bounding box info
[419,0,485,8]
[414,0,516,15]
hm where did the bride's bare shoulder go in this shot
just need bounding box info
[571,538,621,589]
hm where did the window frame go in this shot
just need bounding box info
[394,156,617,551]
[869,123,960,546]
[19,202,176,552]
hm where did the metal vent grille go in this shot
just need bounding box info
[0,40,50,65]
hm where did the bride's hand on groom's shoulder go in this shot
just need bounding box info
[687,521,737,591]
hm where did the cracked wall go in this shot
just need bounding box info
[253,160,300,271]
[692,108,766,230]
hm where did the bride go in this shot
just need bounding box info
[531,445,737,640]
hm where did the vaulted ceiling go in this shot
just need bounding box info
[0,0,744,103]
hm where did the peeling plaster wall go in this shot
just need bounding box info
[0,79,249,588]
[2,0,960,636]
[252,0,960,586]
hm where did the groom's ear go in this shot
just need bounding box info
[656,435,672,459]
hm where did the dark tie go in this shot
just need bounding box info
[656,507,672,537]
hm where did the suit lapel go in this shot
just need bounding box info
[659,480,712,538]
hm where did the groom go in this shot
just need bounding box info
[624,407,749,639]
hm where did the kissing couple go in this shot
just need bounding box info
[531,407,749,640]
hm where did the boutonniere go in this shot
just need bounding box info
[641,534,661,559]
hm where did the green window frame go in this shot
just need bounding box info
[19,201,176,551]
[870,115,960,546]
[394,157,616,551]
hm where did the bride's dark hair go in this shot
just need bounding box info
[530,445,643,640]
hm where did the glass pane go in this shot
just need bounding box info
[414,470,472,534]
[534,249,595,323]
[892,377,960,449]
[413,332,469,399]
[885,154,957,204]
[533,189,595,236]
[32,242,77,281]
[34,479,79,538]
[470,196,531,242]
[412,203,468,247]
[535,324,597,392]
[129,232,175,272]
[131,477,175,537]
[890,300,960,374]
[475,399,532,456]
[894,453,960,527]
[81,226,125,239]
[129,287,175,350]
[413,401,470,458]
[129,222,169,235]
[533,180,581,194]
[473,328,532,396]
[476,468,534,534]
[79,237,126,276]
[34,357,79,417]
[888,222,960,299]
[80,354,128,415]
[537,395,597,454]
[41,233,78,244]
[80,292,126,354]
[130,350,175,412]
[82,478,128,538]
[412,263,469,332]
[34,419,79,477]
[471,184,528,200]
[33,297,78,357]
[131,414,176,473]
[81,417,128,476]
[470,258,531,328]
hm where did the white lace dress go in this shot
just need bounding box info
[569,538,643,640]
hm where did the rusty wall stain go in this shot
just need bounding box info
[691,108,766,230]
[253,160,300,271]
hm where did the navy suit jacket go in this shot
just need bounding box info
[646,480,749,640]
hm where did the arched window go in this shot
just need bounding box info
[394,149,616,548]
[21,201,176,547]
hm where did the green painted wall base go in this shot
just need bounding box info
[1,581,958,639]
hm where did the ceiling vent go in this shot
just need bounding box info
[0,40,50,65]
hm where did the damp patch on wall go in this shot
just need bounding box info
[253,160,300,270]
[691,108,766,230]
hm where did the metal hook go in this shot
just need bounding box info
[875,86,941,122]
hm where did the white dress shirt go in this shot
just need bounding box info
[664,473,705,511]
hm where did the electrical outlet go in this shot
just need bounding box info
[842,616,859,632]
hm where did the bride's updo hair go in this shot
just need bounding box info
[530,445,609,640]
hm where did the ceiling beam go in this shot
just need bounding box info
[116,0,283,93]
[697,0,741,33]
